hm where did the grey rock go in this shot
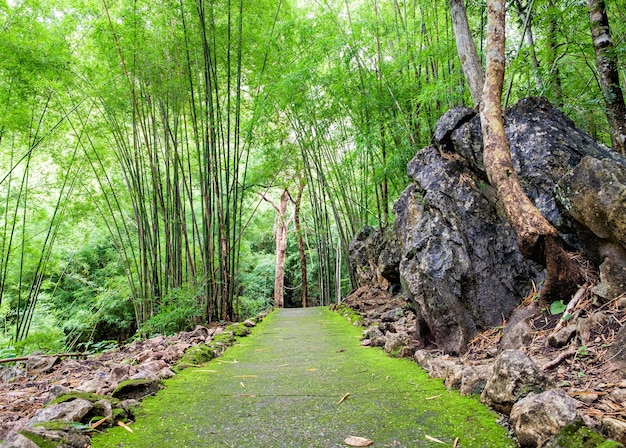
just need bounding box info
[481,350,555,414]
[77,378,113,395]
[383,332,411,355]
[501,319,534,351]
[390,97,626,355]
[44,385,70,403]
[510,389,579,448]
[243,319,257,327]
[427,357,460,380]
[601,417,626,445]
[19,427,91,448]
[444,364,464,389]
[349,226,401,292]
[27,398,93,427]
[460,363,493,396]
[413,350,432,370]
[548,325,577,348]
[25,355,59,373]
[607,325,626,377]
[0,433,40,448]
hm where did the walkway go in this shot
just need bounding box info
[92,307,513,447]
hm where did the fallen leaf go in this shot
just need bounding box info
[344,435,373,446]
[278,363,290,367]
[195,369,218,373]
[91,417,109,429]
[453,437,460,448]
[425,394,442,400]
[117,421,134,433]
[240,382,245,388]
[239,394,255,397]
[425,434,445,444]
[337,392,350,405]
[234,375,258,378]
[307,368,317,372]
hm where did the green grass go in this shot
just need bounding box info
[91,307,514,448]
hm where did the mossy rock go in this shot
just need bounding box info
[177,344,217,366]
[211,332,236,345]
[47,391,119,407]
[20,427,91,448]
[547,422,625,448]
[332,303,365,325]
[112,378,163,401]
[225,323,250,337]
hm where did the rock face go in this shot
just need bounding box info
[349,226,402,293]
[389,97,626,354]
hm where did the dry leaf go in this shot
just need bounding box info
[117,421,134,433]
[344,435,373,446]
[307,368,317,372]
[453,437,460,448]
[337,392,350,405]
[91,417,109,429]
[234,375,258,378]
[240,382,245,388]
[425,434,445,444]
[425,394,442,400]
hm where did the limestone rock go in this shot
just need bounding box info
[481,350,555,414]
[510,389,579,447]
[601,417,626,445]
[0,433,40,448]
[389,96,626,355]
[27,398,93,427]
[460,364,493,396]
[548,325,577,348]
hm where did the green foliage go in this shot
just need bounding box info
[138,287,203,337]
[550,300,567,315]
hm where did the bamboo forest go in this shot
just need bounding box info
[1,0,624,357]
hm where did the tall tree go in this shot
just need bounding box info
[479,0,585,302]
[450,0,484,107]
[587,0,626,155]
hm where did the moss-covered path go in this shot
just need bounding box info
[92,307,514,447]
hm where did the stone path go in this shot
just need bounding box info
[92,307,514,447]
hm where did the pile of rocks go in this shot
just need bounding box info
[346,292,626,447]
[0,319,259,447]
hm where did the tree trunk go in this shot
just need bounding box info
[272,190,290,308]
[588,0,626,155]
[293,181,308,308]
[450,0,485,107]
[480,0,585,303]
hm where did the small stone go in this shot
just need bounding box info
[548,325,577,348]
[243,319,256,328]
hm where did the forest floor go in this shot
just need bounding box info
[90,307,513,447]
[342,286,626,433]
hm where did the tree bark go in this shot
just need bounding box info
[450,0,485,107]
[292,181,308,308]
[480,0,584,303]
[588,0,626,155]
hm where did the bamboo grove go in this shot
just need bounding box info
[0,0,625,352]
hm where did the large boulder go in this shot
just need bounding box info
[393,97,626,354]
[349,226,401,293]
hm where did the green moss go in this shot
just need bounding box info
[225,323,250,337]
[211,332,236,345]
[112,378,162,400]
[92,308,513,448]
[48,391,118,406]
[549,422,625,448]
[19,430,58,448]
[332,303,365,325]
[178,344,216,366]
